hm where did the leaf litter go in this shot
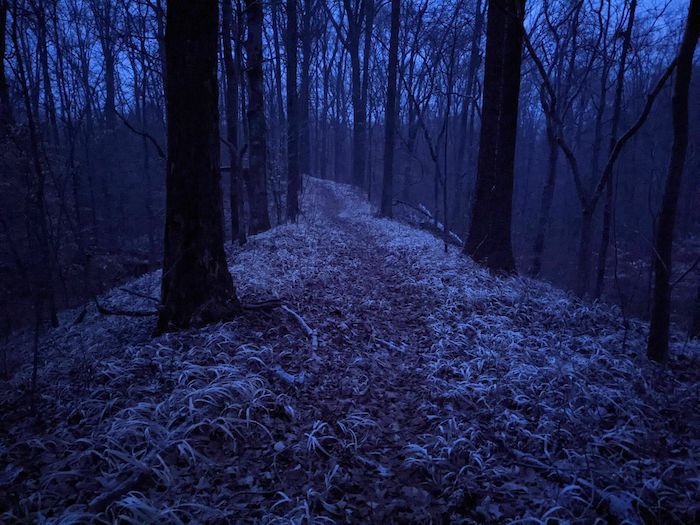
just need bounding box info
[1,177,698,523]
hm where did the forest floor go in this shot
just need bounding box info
[1,177,699,524]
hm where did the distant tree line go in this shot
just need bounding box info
[0,0,698,361]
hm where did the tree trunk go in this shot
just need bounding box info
[690,285,700,340]
[530,120,558,276]
[465,0,525,274]
[286,0,300,221]
[594,0,637,299]
[90,0,116,130]
[0,0,10,131]
[11,5,58,327]
[36,1,58,144]
[380,0,399,218]
[298,0,313,178]
[244,0,272,234]
[575,207,594,296]
[647,0,699,362]
[158,0,240,332]
[270,0,286,128]
[360,0,374,194]
[222,0,246,245]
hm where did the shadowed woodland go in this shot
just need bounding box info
[1,0,699,522]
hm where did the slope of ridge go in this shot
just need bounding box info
[1,177,698,523]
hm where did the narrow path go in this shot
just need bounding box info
[234,179,456,521]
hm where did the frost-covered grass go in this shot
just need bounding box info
[1,177,698,524]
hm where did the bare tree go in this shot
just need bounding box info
[158,0,239,332]
[465,0,526,274]
[222,0,247,244]
[244,0,272,234]
[326,0,373,188]
[287,0,300,220]
[594,0,637,298]
[380,0,399,218]
[647,0,699,362]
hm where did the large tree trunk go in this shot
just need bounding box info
[380,0,399,218]
[158,0,239,333]
[286,0,300,221]
[464,0,525,274]
[222,0,246,245]
[647,0,699,362]
[244,0,272,234]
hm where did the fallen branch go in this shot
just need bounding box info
[241,298,282,311]
[396,201,464,247]
[119,287,160,303]
[281,305,319,355]
[395,200,432,219]
[94,298,157,317]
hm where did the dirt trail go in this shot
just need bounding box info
[243,180,458,521]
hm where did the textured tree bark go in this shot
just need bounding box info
[380,0,399,218]
[222,0,246,245]
[158,0,240,333]
[647,0,699,362]
[465,0,525,274]
[286,0,300,221]
[244,0,272,234]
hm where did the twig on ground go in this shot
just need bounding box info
[241,298,283,311]
[119,287,160,303]
[281,305,319,356]
[94,298,157,317]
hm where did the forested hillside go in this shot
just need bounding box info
[2,178,699,523]
[1,0,699,522]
